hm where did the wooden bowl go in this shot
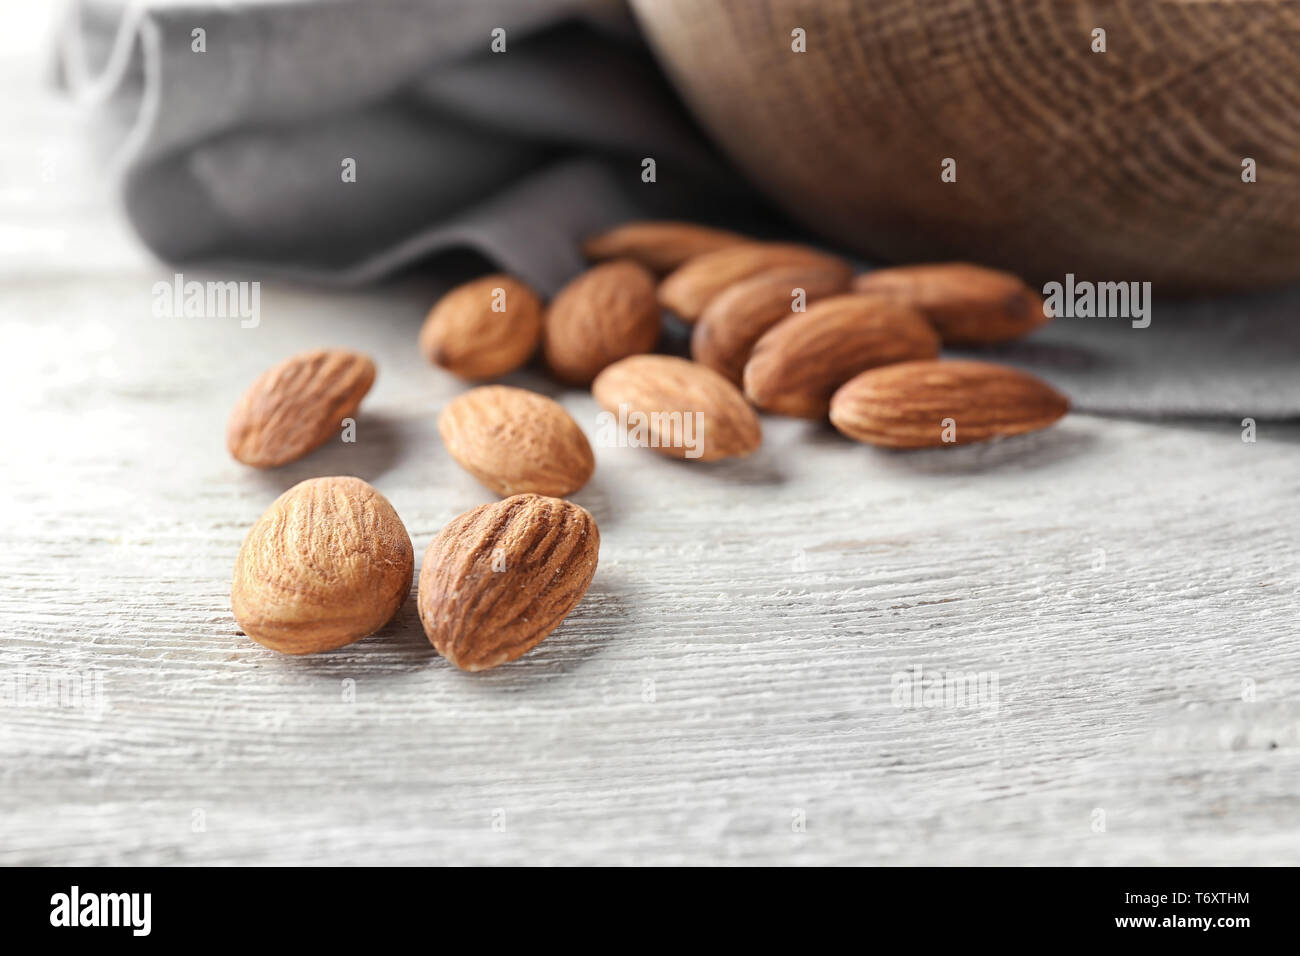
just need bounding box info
[632,0,1300,292]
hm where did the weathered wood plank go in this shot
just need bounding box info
[1,12,1296,865]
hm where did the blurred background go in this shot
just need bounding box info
[26,0,1300,416]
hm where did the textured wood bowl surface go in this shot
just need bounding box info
[632,0,1300,291]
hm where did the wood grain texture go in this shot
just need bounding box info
[632,0,1300,291]
[2,11,1298,865]
[3,269,1300,864]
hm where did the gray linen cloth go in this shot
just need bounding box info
[54,0,1300,419]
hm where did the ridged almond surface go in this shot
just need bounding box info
[591,354,760,461]
[227,348,375,468]
[543,260,661,385]
[438,386,595,497]
[691,266,851,384]
[418,494,599,671]
[418,275,543,380]
[658,242,851,322]
[744,294,940,419]
[581,220,749,274]
[829,359,1070,448]
[231,476,414,654]
[852,263,1050,346]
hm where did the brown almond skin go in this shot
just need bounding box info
[581,220,750,274]
[438,386,595,497]
[543,261,661,385]
[658,243,852,322]
[852,263,1050,346]
[418,494,599,671]
[418,275,543,380]
[829,359,1070,448]
[227,348,375,468]
[692,266,851,384]
[232,476,414,654]
[743,295,940,419]
[591,354,760,461]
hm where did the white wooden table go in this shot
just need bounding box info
[2,13,1297,866]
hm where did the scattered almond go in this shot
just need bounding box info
[829,359,1070,448]
[658,243,851,322]
[227,348,375,468]
[418,494,599,671]
[418,275,543,380]
[582,220,749,274]
[543,260,661,384]
[692,266,852,384]
[852,263,1050,346]
[221,218,1076,676]
[591,354,760,461]
[438,386,595,497]
[231,476,414,654]
[743,295,940,419]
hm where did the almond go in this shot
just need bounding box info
[691,266,851,384]
[658,243,852,322]
[852,263,1050,346]
[418,275,543,380]
[591,354,760,461]
[231,476,414,654]
[829,359,1070,448]
[227,348,375,468]
[743,295,940,419]
[582,220,749,274]
[438,386,595,497]
[543,260,660,384]
[418,494,599,671]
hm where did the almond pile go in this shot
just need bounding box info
[224,220,1069,669]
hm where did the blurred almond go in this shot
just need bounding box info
[227,348,375,468]
[591,354,760,461]
[418,275,543,380]
[231,476,414,654]
[744,295,940,419]
[852,263,1049,346]
[658,243,851,322]
[418,494,599,671]
[691,266,851,384]
[438,386,595,497]
[581,220,749,274]
[544,260,660,385]
[829,359,1070,448]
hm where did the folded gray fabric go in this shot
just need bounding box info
[54,0,1300,419]
[53,0,762,289]
[956,285,1300,420]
